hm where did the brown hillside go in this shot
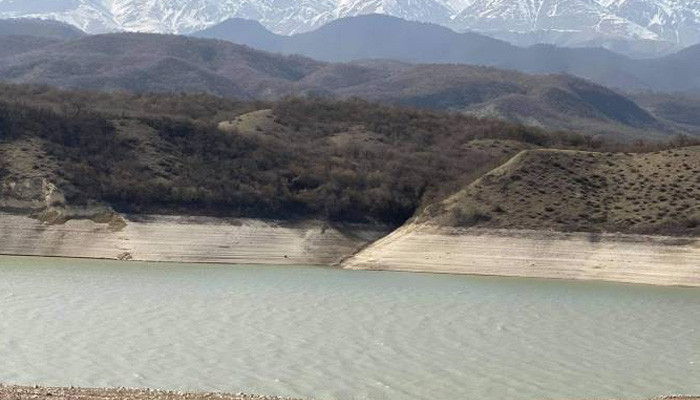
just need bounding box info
[1,90,570,225]
[0,33,322,99]
[0,33,681,140]
[0,35,61,58]
[428,147,700,235]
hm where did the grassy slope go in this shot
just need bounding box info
[426,147,700,236]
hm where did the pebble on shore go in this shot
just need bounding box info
[0,385,306,400]
[1,385,698,400]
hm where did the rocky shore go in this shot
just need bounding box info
[0,385,304,400]
[0,385,697,400]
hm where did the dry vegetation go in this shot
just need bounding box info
[0,86,573,225]
[0,33,693,140]
[431,147,700,235]
[0,84,697,230]
[630,92,700,135]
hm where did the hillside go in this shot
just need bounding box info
[0,35,62,58]
[1,84,695,229]
[636,45,700,92]
[194,15,700,94]
[0,18,80,58]
[333,66,663,136]
[0,32,681,140]
[0,18,85,39]
[630,92,700,132]
[194,14,514,65]
[0,33,324,99]
[423,147,700,236]
[2,86,584,226]
[488,30,681,59]
[342,145,700,284]
[1,85,699,284]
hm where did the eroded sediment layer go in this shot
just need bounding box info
[342,225,700,287]
[0,213,387,265]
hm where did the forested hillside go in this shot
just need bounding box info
[0,33,689,141]
[3,85,688,226]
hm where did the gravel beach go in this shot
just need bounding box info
[0,385,304,400]
[1,386,698,400]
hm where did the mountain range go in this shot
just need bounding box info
[194,14,700,93]
[0,16,85,39]
[1,24,693,142]
[0,0,699,52]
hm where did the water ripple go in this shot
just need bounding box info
[1,256,699,400]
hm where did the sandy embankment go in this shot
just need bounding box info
[342,223,700,287]
[0,213,388,265]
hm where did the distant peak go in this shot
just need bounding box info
[0,0,698,46]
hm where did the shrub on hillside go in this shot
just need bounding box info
[450,205,492,227]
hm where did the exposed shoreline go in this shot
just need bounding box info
[0,385,304,400]
[0,385,697,400]
[341,224,700,287]
[1,212,699,287]
[0,212,389,266]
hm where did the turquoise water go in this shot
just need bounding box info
[0,256,699,400]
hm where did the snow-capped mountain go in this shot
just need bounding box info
[0,0,459,34]
[453,0,662,40]
[0,0,698,47]
[607,0,700,44]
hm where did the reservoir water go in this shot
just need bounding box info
[1,256,699,400]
